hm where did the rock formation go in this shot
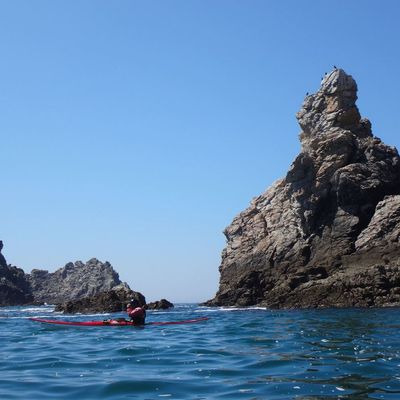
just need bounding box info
[54,284,146,314]
[55,293,174,314]
[145,299,174,310]
[0,241,33,306]
[27,258,123,304]
[0,245,149,309]
[206,68,400,308]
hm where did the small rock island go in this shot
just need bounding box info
[206,68,400,308]
[0,242,173,311]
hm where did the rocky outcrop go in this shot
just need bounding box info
[207,68,400,308]
[0,245,147,308]
[27,258,122,304]
[145,299,174,310]
[0,241,33,306]
[55,294,174,314]
[54,284,146,314]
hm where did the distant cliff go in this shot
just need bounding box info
[0,243,135,306]
[27,258,123,304]
[207,68,400,308]
[0,244,172,311]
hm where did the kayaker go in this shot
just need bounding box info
[126,302,146,325]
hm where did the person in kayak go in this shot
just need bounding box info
[126,302,146,325]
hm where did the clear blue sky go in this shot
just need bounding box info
[1,0,400,302]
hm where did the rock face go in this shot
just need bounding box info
[0,241,33,306]
[207,69,400,308]
[27,258,124,304]
[54,284,146,314]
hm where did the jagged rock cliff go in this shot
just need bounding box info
[0,241,148,309]
[207,68,400,308]
[27,258,123,304]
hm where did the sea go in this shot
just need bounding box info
[1,304,400,400]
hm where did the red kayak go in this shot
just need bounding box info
[29,316,209,327]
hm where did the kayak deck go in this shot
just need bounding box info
[29,316,209,327]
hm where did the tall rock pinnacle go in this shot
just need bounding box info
[297,69,361,142]
[207,69,400,308]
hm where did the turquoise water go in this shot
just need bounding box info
[1,305,400,399]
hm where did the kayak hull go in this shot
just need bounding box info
[29,317,209,327]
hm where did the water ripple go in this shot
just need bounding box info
[1,306,400,398]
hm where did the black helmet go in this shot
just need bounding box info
[129,299,139,308]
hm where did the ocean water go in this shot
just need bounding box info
[1,305,400,399]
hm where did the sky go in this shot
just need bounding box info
[1,0,400,303]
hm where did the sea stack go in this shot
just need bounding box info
[207,68,400,308]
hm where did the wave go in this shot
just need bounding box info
[20,307,55,313]
[195,306,269,312]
